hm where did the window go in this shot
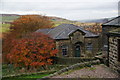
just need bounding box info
[61,45,68,56]
[118,39,120,62]
[86,43,93,51]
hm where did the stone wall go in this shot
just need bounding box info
[56,39,85,57]
[109,36,120,73]
[55,30,100,58]
[55,38,99,58]
[43,60,101,78]
[102,26,119,50]
[70,30,85,57]
[70,30,85,44]
[85,37,99,57]
[56,39,72,57]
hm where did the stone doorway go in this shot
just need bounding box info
[75,42,81,57]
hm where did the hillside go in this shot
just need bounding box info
[49,16,71,22]
[0,14,20,22]
[0,14,105,34]
[78,19,108,23]
[77,17,115,23]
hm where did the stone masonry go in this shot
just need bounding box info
[109,36,120,74]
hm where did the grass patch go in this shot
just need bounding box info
[0,24,10,33]
[89,67,96,71]
[1,26,10,33]
[2,71,55,80]
[21,73,49,78]
[1,24,10,27]
[2,64,67,78]
[2,78,36,80]
[53,23,61,27]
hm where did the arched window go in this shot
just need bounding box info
[61,45,68,56]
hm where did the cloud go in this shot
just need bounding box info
[1,2,117,11]
[1,0,119,20]
[2,0,120,2]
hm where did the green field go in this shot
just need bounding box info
[0,24,10,33]
[0,16,19,22]
[0,15,18,33]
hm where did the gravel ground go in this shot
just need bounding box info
[52,64,119,78]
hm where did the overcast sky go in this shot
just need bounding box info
[0,0,120,20]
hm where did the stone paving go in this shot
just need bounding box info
[52,64,119,78]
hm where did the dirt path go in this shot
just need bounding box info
[52,64,119,78]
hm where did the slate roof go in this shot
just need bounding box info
[102,16,120,26]
[36,24,99,40]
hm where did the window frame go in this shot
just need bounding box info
[86,43,93,51]
[61,45,68,56]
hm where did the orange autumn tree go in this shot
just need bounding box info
[3,15,54,63]
[7,33,58,70]
[10,15,53,38]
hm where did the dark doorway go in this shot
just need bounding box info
[75,42,81,57]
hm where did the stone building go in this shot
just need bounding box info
[102,16,120,74]
[102,16,120,51]
[36,24,100,57]
[107,28,120,74]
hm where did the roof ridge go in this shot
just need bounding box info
[102,16,120,25]
[36,23,99,39]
